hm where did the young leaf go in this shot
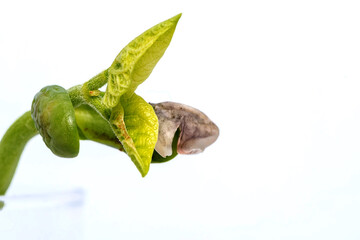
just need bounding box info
[103,13,181,108]
[110,94,158,176]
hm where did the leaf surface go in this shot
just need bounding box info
[110,94,158,176]
[103,14,181,107]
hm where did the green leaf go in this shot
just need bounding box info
[103,13,181,108]
[110,93,158,176]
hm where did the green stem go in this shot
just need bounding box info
[81,70,111,120]
[86,69,108,90]
[75,104,123,150]
[0,111,38,195]
[67,84,85,108]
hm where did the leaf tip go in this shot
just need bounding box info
[139,164,150,177]
[171,13,182,24]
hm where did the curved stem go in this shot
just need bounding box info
[0,111,38,195]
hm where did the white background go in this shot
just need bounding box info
[1,0,360,239]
